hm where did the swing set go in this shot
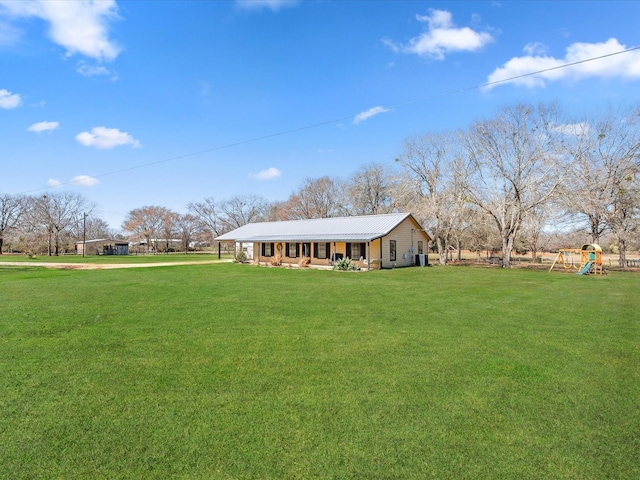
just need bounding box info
[549,244,604,275]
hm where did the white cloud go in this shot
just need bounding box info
[47,175,99,187]
[236,0,299,11]
[0,88,22,109]
[77,64,109,76]
[552,122,592,136]
[523,42,548,56]
[27,121,59,133]
[485,38,640,90]
[76,61,116,79]
[384,9,493,60]
[353,106,390,125]
[0,18,21,45]
[0,0,121,61]
[251,167,282,180]
[76,126,141,149]
[70,175,99,186]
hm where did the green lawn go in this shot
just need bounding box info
[1,264,638,479]
[0,252,230,264]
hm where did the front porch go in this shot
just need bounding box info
[250,240,381,270]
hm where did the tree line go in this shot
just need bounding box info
[1,102,639,266]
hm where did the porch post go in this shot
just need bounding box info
[367,242,370,271]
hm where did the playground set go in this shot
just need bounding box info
[549,244,604,275]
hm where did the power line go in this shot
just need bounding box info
[387,45,640,109]
[19,45,640,195]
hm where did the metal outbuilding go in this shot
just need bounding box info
[76,239,129,256]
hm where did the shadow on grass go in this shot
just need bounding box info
[0,266,48,273]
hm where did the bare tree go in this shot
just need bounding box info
[284,176,347,219]
[122,206,169,253]
[520,205,552,262]
[396,131,469,265]
[461,209,501,260]
[30,192,95,256]
[563,106,640,266]
[344,163,398,215]
[0,193,26,254]
[91,217,118,240]
[600,110,640,266]
[176,213,200,253]
[188,197,222,242]
[218,195,268,231]
[461,103,563,267]
[557,121,609,243]
[263,200,292,222]
[160,210,179,253]
[69,216,115,240]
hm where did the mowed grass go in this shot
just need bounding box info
[0,253,229,264]
[0,264,638,479]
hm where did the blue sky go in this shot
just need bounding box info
[2,0,640,229]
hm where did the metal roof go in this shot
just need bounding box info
[215,213,424,243]
[76,238,120,244]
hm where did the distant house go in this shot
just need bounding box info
[76,239,129,256]
[215,212,431,270]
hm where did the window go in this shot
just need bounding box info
[390,240,396,261]
[262,242,274,257]
[418,241,423,255]
[346,242,366,260]
[314,242,330,259]
[286,242,298,258]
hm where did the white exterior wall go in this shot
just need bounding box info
[237,242,254,260]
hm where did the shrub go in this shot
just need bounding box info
[235,250,247,263]
[333,257,360,271]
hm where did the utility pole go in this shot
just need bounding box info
[82,212,87,257]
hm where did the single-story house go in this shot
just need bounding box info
[75,239,129,256]
[215,212,431,270]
